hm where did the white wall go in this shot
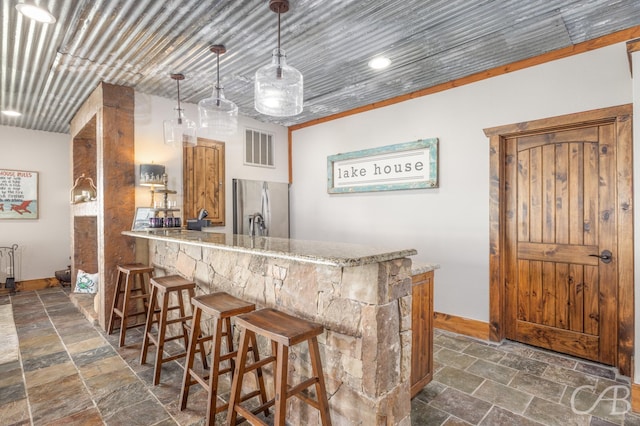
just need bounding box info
[290,42,633,322]
[0,92,289,281]
[2,43,633,323]
[134,93,289,233]
[0,125,71,280]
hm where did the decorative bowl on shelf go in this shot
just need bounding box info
[70,174,97,203]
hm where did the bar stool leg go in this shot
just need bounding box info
[107,269,125,335]
[177,289,189,348]
[117,271,134,347]
[206,317,224,424]
[274,343,289,426]
[309,336,332,426]
[153,289,170,385]
[176,288,209,371]
[191,288,209,371]
[140,284,158,365]
[226,327,251,426]
[180,305,203,410]
[223,317,235,378]
[250,332,269,413]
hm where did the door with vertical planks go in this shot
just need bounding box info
[504,124,617,365]
[183,138,225,225]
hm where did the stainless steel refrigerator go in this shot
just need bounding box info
[232,178,290,238]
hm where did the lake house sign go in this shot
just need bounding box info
[327,138,438,193]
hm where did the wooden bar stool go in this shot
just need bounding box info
[107,263,153,347]
[180,292,269,425]
[226,308,332,426]
[140,275,208,385]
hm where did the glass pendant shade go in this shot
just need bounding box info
[164,73,196,147]
[198,44,238,140]
[198,86,238,139]
[163,111,196,147]
[15,2,56,24]
[255,48,303,116]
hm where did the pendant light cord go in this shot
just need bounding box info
[216,51,221,90]
[216,51,221,106]
[175,78,183,124]
[277,8,281,53]
[276,7,283,77]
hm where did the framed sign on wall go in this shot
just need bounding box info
[327,138,438,193]
[0,169,39,219]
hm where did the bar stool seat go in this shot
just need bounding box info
[227,308,332,426]
[180,292,268,426]
[107,263,153,347]
[140,275,208,385]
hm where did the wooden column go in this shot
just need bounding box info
[70,82,136,329]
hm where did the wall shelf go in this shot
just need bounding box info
[72,200,98,217]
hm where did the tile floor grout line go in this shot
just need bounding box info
[475,403,494,426]
[10,292,36,426]
[67,291,182,425]
[8,293,636,425]
[60,289,186,425]
[97,314,192,425]
[34,289,106,425]
[430,330,631,426]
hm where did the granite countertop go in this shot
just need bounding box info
[123,229,417,268]
[411,261,440,275]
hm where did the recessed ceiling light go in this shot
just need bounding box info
[2,110,22,117]
[15,3,57,24]
[368,56,391,70]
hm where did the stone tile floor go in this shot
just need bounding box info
[414,330,640,425]
[1,286,640,425]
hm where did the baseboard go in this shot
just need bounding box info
[434,312,491,341]
[16,277,61,292]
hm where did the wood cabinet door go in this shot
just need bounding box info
[411,270,433,397]
[183,138,225,225]
[504,124,617,365]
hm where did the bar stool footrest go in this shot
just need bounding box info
[235,402,272,426]
[161,352,188,363]
[129,294,149,300]
[187,370,209,389]
[166,316,192,325]
[243,355,276,373]
[113,308,148,318]
[292,387,321,410]
[164,334,188,343]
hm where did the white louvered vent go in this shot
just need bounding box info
[244,129,274,168]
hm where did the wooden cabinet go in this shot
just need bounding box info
[183,138,225,225]
[411,269,434,397]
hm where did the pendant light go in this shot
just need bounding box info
[15,1,56,24]
[163,73,197,146]
[198,44,238,140]
[254,0,303,117]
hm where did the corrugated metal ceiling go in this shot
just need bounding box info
[1,0,640,134]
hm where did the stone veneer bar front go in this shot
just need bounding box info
[123,229,417,425]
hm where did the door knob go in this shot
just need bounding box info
[588,249,612,264]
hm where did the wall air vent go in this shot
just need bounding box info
[244,129,274,168]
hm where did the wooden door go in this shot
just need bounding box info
[485,105,633,375]
[183,138,225,225]
[505,125,616,364]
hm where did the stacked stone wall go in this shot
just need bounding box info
[149,240,412,425]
